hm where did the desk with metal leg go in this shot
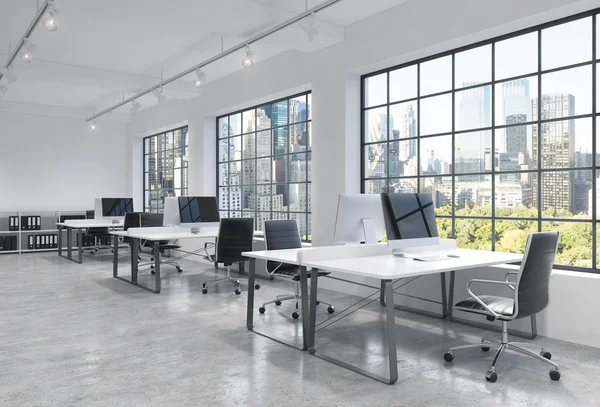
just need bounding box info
[57,220,123,264]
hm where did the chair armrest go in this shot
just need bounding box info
[466,279,519,320]
[504,271,519,291]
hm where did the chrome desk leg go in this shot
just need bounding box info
[66,226,72,260]
[57,225,63,257]
[380,279,386,306]
[77,229,83,264]
[440,272,448,318]
[246,258,256,330]
[309,275,398,385]
[153,242,161,293]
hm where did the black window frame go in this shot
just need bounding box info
[361,8,600,273]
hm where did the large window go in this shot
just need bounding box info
[362,10,600,272]
[217,92,312,240]
[143,126,188,213]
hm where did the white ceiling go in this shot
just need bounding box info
[0,0,410,117]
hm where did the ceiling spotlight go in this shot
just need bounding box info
[298,13,319,41]
[42,3,59,32]
[0,85,7,97]
[130,99,142,114]
[194,68,207,88]
[152,87,166,103]
[0,67,17,84]
[19,39,37,63]
[89,120,97,131]
[242,45,254,68]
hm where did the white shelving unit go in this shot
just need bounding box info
[0,210,88,255]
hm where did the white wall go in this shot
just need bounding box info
[0,111,131,211]
[127,0,600,347]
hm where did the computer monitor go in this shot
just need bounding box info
[101,198,134,220]
[380,192,438,240]
[163,197,180,226]
[332,194,386,245]
[178,196,220,229]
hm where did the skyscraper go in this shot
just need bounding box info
[532,93,575,213]
[505,114,528,155]
[457,82,491,179]
[501,79,531,121]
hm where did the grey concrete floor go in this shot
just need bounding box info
[1,252,600,407]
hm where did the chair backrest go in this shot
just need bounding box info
[123,212,143,231]
[86,210,95,220]
[216,218,254,265]
[141,213,164,227]
[515,232,560,318]
[264,220,302,272]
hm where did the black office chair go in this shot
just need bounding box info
[120,212,143,261]
[139,213,183,274]
[202,218,258,295]
[443,232,561,382]
[258,220,334,319]
[85,209,113,255]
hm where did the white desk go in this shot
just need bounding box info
[110,227,219,293]
[56,219,123,264]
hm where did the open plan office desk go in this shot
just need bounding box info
[244,244,522,385]
[56,219,123,264]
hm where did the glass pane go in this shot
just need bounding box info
[540,65,592,118]
[307,93,312,121]
[257,158,270,183]
[230,186,242,212]
[388,177,417,194]
[495,174,537,217]
[364,73,387,107]
[289,183,307,212]
[290,213,308,238]
[157,133,165,151]
[289,95,308,123]
[257,130,271,157]
[495,124,536,171]
[389,65,417,102]
[420,94,452,135]
[454,175,492,215]
[289,154,307,182]
[455,219,492,250]
[543,221,592,268]
[389,140,418,177]
[421,176,453,214]
[243,133,255,159]
[242,186,255,210]
[290,123,308,152]
[145,136,156,154]
[257,104,272,130]
[455,45,491,88]
[229,162,241,185]
[230,136,242,161]
[307,122,312,151]
[455,130,492,174]
[242,109,255,133]
[540,170,591,217]
[243,159,256,185]
[389,101,417,139]
[273,127,288,155]
[364,143,387,178]
[495,32,538,80]
[229,113,242,135]
[307,151,312,181]
[165,132,174,150]
[218,117,229,138]
[420,135,452,175]
[220,210,229,219]
[364,107,388,142]
[173,168,182,190]
[420,55,452,96]
[272,156,288,183]
[495,77,537,125]
[455,85,491,131]
[437,218,452,239]
[218,187,229,210]
[537,118,592,169]
[256,212,271,231]
[218,138,228,162]
[173,129,182,149]
[364,179,389,194]
[272,100,288,127]
[542,17,592,70]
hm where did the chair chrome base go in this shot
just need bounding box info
[149,260,182,274]
[258,280,334,319]
[444,321,560,382]
[202,265,251,295]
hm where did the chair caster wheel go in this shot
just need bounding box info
[255,284,260,290]
[202,288,208,294]
[485,370,497,383]
[90,251,94,254]
[443,352,454,362]
[481,346,490,352]
[316,300,320,305]
[235,289,241,295]
[177,267,182,273]
[327,306,335,314]
[151,270,155,275]
[111,250,114,254]
[259,307,265,314]
[202,283,207,288]
[541,351,552,360]
[150,265,154,269]
[275,301,282,306]
[292,312,300,320]
[549,369,560,381]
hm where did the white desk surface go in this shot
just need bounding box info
[242,248,302,264]
[111,228,218,241]
[301,249,522,280]
[57,220,123,228]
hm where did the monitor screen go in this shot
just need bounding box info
[101,198,134,217]
[178,197,220,224]
[381,193,438,240]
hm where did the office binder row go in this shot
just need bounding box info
[0,235,18,251]
[27,234,58,250]
[8,216,19,231]
[21,216,42,230]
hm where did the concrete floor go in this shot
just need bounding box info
[1,252,600,407]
